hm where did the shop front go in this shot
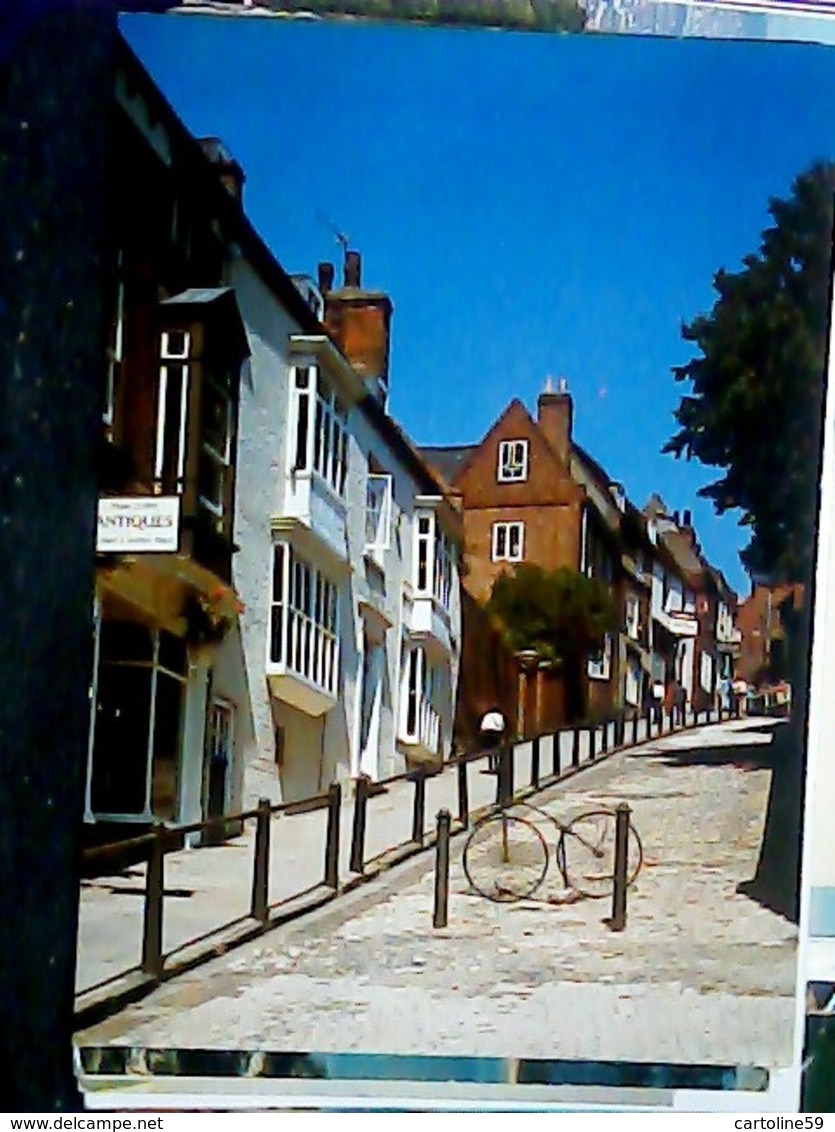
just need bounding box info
[85,552,242,840]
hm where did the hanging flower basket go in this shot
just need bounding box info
[181,586,244,649]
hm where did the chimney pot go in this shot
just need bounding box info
[683,509,692,527]
[318,262,334,295]
[344,250,361,288]
[557,376,568,395]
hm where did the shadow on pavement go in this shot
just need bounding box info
[633,722,803,924]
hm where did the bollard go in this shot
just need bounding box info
[432,808,452,929]
[141,823,166,977]
[497,744,513,808]
[412,771,427,846]
[349,774,370,874]
[632,711,638,746]
[609,802,631,933]
[531,735,541,790]
[457,757,469,827]
[323,782,341,890]
[644,706,651,740]
[552,733,560,778]
[572,727,580,768]
[601,720,609,754]
[251,796,272,924]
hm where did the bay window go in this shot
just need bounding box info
[414,509,455,610]
[197,368,233,518]
[290,364,348,496]
[400,645,441,753]
[154,329,191,495]
[269,542,339,695]
[365,472,393,560]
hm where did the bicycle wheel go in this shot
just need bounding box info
[462,813,549,903]
[558,809,643,899]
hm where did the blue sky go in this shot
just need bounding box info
[121,13,835,595]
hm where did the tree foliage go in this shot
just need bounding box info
[486,563,617,665]
[664,162,835,582]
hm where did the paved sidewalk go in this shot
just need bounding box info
[77,718,797,1070]
[76,740,523,996]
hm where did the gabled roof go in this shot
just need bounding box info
[419,445,478,485]
[117,35,454,514]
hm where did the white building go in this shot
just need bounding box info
[218,240,462,805]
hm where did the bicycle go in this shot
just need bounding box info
[461,799,643,903]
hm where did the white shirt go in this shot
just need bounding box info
[480,711,505,733]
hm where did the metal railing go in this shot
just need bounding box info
[77,698,741,1017]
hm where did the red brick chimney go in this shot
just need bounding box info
[537,376,573,467]
[321,249,393,406]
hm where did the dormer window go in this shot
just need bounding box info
[497,439,529,483]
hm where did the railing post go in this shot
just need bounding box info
[141,824,166,978]
[498,744,513,808]
[572,727,580,768]
[349,774,370,873]
[601,720,609,754]
[457,757,469,828]
[632,711,638,746]
[552,733,560,778]
[531,735,541,790]
[251,796,272,924]
[412,771,427,846]
[644,705,651,740]
[589,726,597,761]
[609,802,631,933]
[323,782,341,890]
[432,808,452,929]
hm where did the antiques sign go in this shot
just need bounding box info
[97,496,181,553]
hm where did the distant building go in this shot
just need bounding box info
[422,380,633,736]
[736,583,804,686]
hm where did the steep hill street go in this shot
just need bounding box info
[77,717,797,1070]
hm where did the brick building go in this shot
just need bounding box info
[736,583,804,686]
[422,380,628,737]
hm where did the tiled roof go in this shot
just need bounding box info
[418,445,478,485]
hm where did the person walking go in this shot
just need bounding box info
[479,706,507,773]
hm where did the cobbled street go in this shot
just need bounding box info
[78,718,797,1068]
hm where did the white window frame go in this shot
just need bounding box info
[414,509,455,611]
[289,364,348,498]
[626,595,640,641]
[491,520,524,563]
[104,248,125,429]
[154,330,192,495]
[365,472,393,561]
[497,439,529,483]
[587,634,613,681]
[624,659,641,707]
[268,542,339,696]
[399,644,441,754]
[197,370,233,519]
[700,650,714,694]
[579,506,589,575]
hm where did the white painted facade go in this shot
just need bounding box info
[220,256,461,806]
